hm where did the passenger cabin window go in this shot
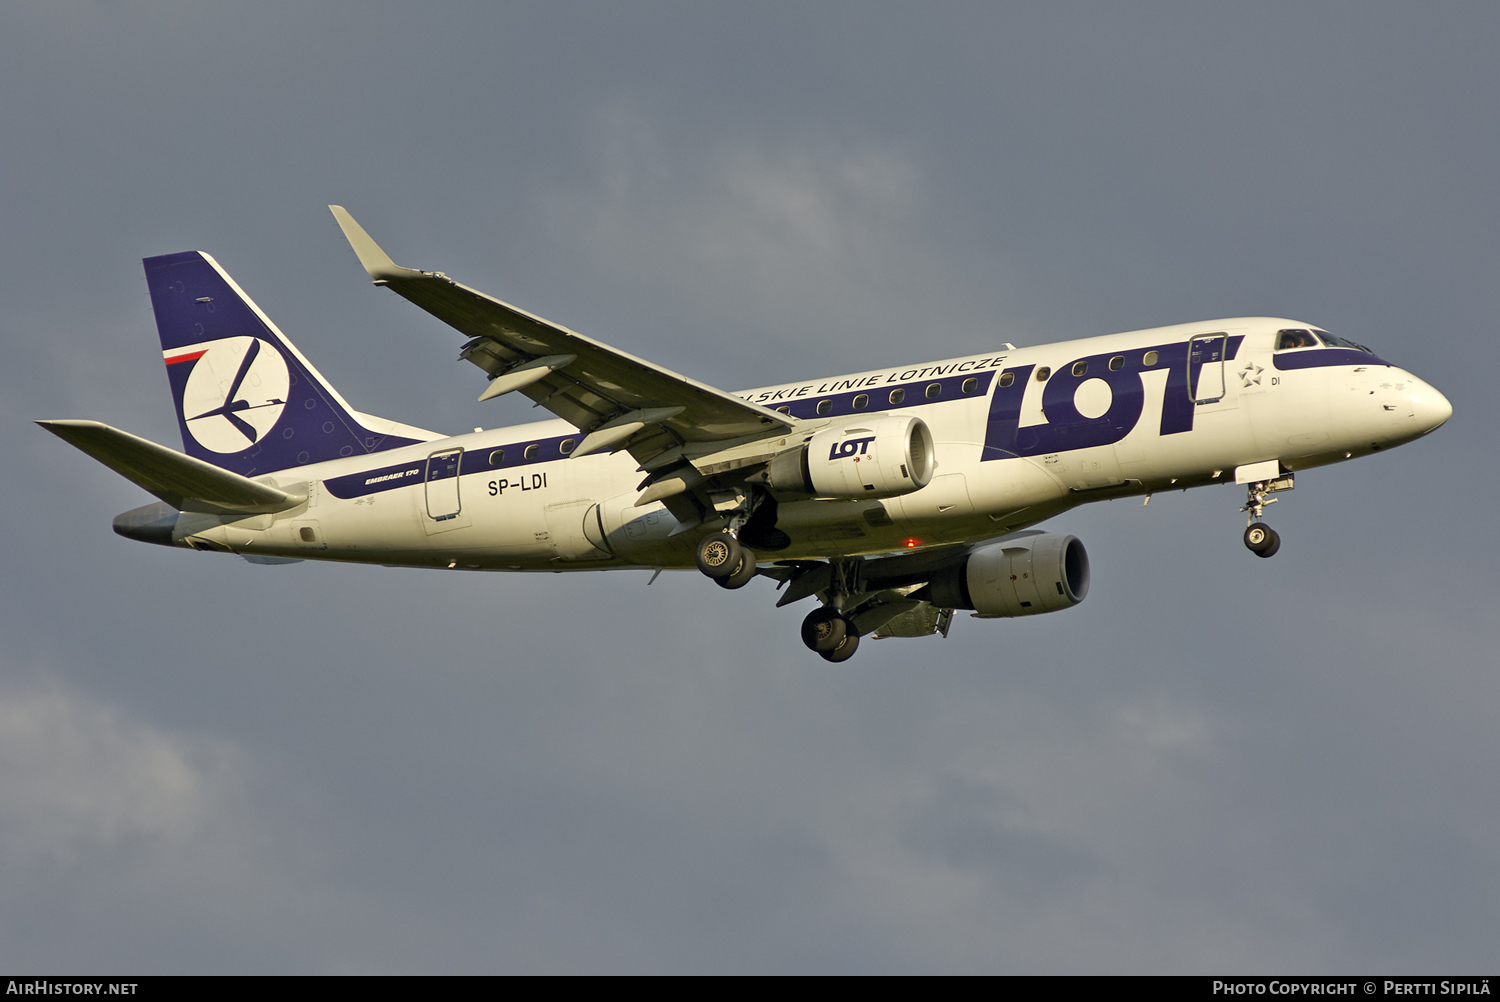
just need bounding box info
[852,394,869,410]
[816,399,833,416]
[488,449,505,466]
[559,439,576,455]
[1143,350,1159,366]
[889,388,906,405]
[998,371,1015,388]
[1276,329,1322,350]
[1072,361,1088,377]
[523,444,540,460]
[961,377,978,393]
[1108,355,1124,371]
[925,383,942,399]
[1035,367,1051,382]
[775,405,790,415]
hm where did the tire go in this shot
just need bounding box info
[819,631,860,663]
[1244,522,1274,554]
[695,531,741,579]
[801,607,847,652]
[1256,527,1281,558]
[715,549,758,589]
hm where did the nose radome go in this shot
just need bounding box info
[1409,377,1453,434]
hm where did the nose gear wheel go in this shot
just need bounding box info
[1244,522,1281,558]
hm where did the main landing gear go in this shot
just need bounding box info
[692,491,786,591]
[1240,477,1292,558]
[800,606,859,663]
[692,502,861,661]
[695,530,758,589]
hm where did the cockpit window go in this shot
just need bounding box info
[1312,329,1374,353]
[1275,329,1321,350]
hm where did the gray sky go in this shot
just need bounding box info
[2,1,1496,973]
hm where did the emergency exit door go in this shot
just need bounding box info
[425,448,462,521]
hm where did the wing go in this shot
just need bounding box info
[329,207,797,477]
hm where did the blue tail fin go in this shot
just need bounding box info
[144,251,434,477]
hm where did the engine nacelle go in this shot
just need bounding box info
[928,533,1089,618]
[761,414,935,499]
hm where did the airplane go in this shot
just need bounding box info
[40,207,1453,661]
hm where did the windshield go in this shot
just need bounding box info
[1275,329,1321,350]
[1311,329,1374,353]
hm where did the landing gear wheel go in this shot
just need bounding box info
[695,531,742,579]
[714,549,758,589]
[1244,522,1281,558]
[801,607,848,652]
[819,632,860,663]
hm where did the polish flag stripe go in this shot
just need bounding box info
[164,349,208,366]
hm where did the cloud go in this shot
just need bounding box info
[0,676,354,971]
[0,680,237,859]
[534,102,1018,382]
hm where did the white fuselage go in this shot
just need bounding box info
[179,318,1450,569]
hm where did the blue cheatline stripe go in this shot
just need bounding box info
[762,371,996,421]
[321,375,995,501]
[1272,349,1391,371]
[324,432,579,499]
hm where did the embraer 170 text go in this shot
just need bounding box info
[41,207,1453,661]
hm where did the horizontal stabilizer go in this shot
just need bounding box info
[38,420,306,515]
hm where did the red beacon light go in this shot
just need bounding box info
[905,538,919,548]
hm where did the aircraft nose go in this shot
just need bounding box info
[1409,376,1453,434]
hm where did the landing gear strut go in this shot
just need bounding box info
[1240,478,1290,558]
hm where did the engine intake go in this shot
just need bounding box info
[761,414,935,499]
[928,533,1089,617]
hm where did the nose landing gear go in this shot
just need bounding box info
[1244,521,1281,558]
[1240,476,1292,558]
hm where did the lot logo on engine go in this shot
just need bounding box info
[830,436,875,460]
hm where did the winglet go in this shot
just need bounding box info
[328,205,424,282]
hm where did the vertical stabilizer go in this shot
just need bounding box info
[144,251,434,477]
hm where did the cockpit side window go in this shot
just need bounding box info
[1276,329,1321,350]
[1313,329,1375,353]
